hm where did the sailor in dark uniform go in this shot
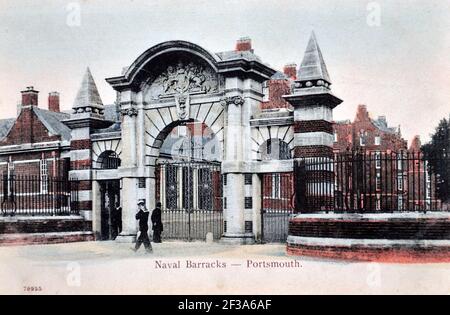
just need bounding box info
[151,202,163,243]
[134,199,152,253]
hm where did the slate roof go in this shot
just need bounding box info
[33,107,72,141]
[372,117,397,134]
[0,118,15,141]
[216,50,262,62]
[271,71,288,80]
[297,31,331,84]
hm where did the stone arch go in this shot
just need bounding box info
[251,125,294,160]
[259,139,292,161]
[144,102,224,167]
[92,139,122,169]
[121,41,221,89]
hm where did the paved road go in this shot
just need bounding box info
[0,241,449,294]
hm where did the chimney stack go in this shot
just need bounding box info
[283,63,297,80]
[21,86,39,106]
[235,37,253,52]
[48,92,60,112]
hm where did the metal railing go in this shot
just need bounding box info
[261,173,294,243]
[155,161,223,241]
[0,175,79,216]
[294,150,450,213]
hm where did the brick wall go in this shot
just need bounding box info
[261,79,292,110]
[0,107,60,146]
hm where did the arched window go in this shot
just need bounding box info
[98,151,121,169]
[260,139,291,160]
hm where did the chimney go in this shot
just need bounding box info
[48,92,60,112]
[235,37,253,52]
[283,63,297,80]
[21,86,39,106]
[355,104,369,122]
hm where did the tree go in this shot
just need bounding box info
[422,117,450,202]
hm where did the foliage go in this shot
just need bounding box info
[422,118,450,202]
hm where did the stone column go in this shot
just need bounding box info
[293,105,335,212]
[116,90,139,243]
[221,95,253,244]
[251,173,262,242]
[285,89,342,213]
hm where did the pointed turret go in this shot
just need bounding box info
[72,67,104,116]
[297,31,331,85]
[284,31,342,108]
[64,67,112,130]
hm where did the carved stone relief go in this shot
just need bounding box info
[145,59,219,101]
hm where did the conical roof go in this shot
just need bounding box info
[73,67,104,110]
[297,32,331,84]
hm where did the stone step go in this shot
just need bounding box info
[0,231,94,246]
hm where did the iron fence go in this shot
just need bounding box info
[0,175,79,216]
[295,150,450,213]
[261,173,294,243]
[156,160,223,241]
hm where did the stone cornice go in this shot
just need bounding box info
[283,91,343,109]
[63,117,114,130]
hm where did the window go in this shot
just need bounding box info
[260,139,291,160]
[359,131,367,146]
[262,81,269,102]
[272,174,281,199]
[397,175,403,191]
[376,172,381,191]
[397,155,403,171]
[374,136,381,146]
[40,160,48,194]
[6,160,14,196]
[398,195,404,210]
[334,132,338,143]
[99,151,121,169]
[375,151,381,169]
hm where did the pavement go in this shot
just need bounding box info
[0,240,449,295]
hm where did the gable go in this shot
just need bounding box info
[0,107,61,145]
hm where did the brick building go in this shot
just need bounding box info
[1,33,439,247]
[333,104,407,153]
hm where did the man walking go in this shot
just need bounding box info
[134,199,152,253]
[151,202,163,243]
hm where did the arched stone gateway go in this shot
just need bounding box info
[106,40,276,243]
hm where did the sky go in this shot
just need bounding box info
[0,0,449,143]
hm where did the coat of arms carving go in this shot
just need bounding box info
[145,60,219,100]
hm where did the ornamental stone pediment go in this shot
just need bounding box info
[144,57,220,101]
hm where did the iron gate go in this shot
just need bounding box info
[261,173,294,243]
[156,161,223,241]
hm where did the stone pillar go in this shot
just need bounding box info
[221,95,253,244]
[64,67,111,229]
[291,104,337,212]
[91,180,102,239]
[116,90,139,243]
[251,173,262,242]
[68,126,93,221]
